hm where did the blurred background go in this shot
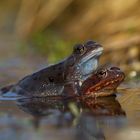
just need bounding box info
[0,0,140,86]
[0,1,140,139]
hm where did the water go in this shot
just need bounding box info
[0,87,140,140]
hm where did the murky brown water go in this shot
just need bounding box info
[0,87,140,140]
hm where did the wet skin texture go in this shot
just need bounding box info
[80,65,125,97]
[0,40,103,97]
[1,65,125,98]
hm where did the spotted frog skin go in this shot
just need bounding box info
[1,40,103,97]
[80,65,125,97]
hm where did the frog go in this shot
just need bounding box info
[80,65,125,97]
[0,40,103,97]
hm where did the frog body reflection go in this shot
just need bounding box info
[17,97,70,117]
[76,95,126,140]
[17,96,125,117]
[16,95,126,129]
[0,40,103,97]
[80,95,126,116]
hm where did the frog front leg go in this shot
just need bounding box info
[62,81,82,97]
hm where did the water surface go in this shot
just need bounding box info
[0,87,140,140]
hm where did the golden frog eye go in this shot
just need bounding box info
[74,44,85,54]
[98,70,107,78]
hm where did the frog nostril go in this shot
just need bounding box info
[85,40,102,51]
[110,67,120,71]
[85,40,96,46]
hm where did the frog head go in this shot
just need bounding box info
[65,40,103,81]
[80,65,125,96]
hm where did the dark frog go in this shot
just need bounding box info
[80,65,125,97]
[1,40,103,97]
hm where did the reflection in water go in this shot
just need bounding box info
[76,95,126,140]
[16,95,126,139]
[80,95,126,116]
[16,96,77,128]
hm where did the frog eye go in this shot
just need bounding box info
[98,70,107,78]
[74,44,85,54]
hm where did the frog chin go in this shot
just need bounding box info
[81,58,98,77]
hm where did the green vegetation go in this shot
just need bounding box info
[31,31,74,63]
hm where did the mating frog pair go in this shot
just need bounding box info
[0,40,125,97]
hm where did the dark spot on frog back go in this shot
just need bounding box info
[48,77,54,83]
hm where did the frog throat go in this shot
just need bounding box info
[77,47,103,78]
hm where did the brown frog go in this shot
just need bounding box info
[80,65,125,97]
[0,40,103,97]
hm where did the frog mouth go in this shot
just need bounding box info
[94,74,125,91]
[85,74,125,95]
[80,47,103,64]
